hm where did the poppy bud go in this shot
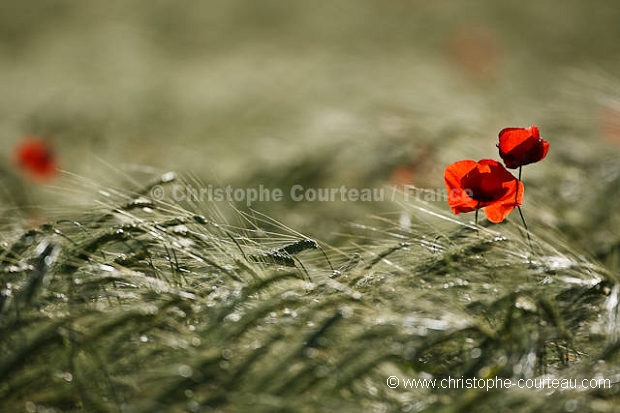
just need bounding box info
[497,126,549,169]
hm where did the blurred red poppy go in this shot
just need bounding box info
[389,165,416,187]
[444,159,523,223]
[497,126,549,169]
[14,136,58,181]
[447,25,501,81]
[600,105,620,145]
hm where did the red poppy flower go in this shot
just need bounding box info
[14,136,58,181]
[497,126,549,169]
[444,159,523,223]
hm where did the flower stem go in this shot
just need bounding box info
[518,205,533,251]
[516,166,533,251]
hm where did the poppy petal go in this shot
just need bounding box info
[483,178,524,223]
[444,160,478,189]
[444,160,480,214]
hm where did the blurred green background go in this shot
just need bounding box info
[1,0,620,261]
[2,4,620,412]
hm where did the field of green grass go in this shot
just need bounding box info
[2,1,620,412]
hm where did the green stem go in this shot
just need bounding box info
[516,166,532,251]
[518,206,533,251]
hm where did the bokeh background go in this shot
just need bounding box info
[2,3,620,412]
[2,0,620,263]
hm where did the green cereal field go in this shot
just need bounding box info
[1,1,620,412]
